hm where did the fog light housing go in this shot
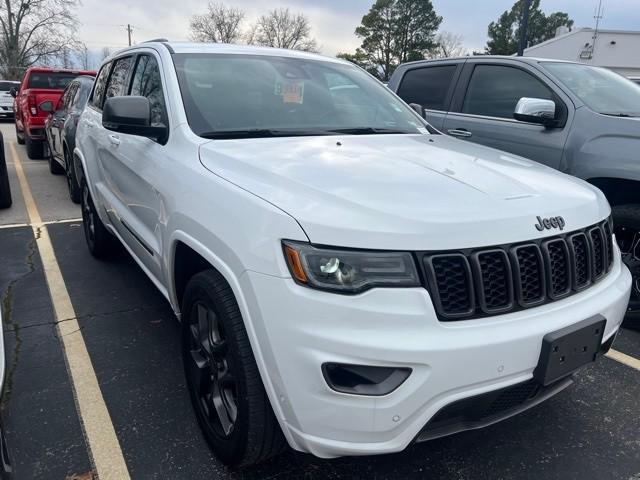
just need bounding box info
[322,363,411,396]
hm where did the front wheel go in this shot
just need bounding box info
[182,270,286,467]
[613,204,640,328]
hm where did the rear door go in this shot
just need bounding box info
[442,60,573,169]
[392,61,462,130]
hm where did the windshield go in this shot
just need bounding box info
[27,72,78,90]
[544,62,640,116]
[0,81,19,91]
[173,53,429,139]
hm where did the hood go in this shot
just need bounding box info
[199,134,610,250]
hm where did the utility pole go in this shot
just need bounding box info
[127,24,133,46]
[517,0,532,56]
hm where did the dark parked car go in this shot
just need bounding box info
[43,75,95,203]
[0,132,11,209]
[389,56,640,325]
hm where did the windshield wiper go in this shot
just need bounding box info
[199,129,331,139]
[326,127,410,135]
[600,112,636,117]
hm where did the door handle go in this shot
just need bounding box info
[447,128,473,138]
[108,134,121,146]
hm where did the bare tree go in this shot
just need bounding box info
[0,0,80,79]
[190,2,245,43]
[433,31,468,58]
[247,8,318,52]
[100,47,111,61]
[75,42,91,70]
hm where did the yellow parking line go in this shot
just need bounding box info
[606,348,640,371]
[9,142,130,480]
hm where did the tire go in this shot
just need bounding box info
[182,270,286,467]
[0,135,11,209]
[15,122,24,145]
[81,178,117,259]
[612,204,640,329]
[25,136,44,159]
[65,148,81,204]
[48,143,64,175]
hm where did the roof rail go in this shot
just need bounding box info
[142,38,169,43]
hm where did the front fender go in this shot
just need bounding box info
[570,134,640,182]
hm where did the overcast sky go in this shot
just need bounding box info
[76,0,640,59]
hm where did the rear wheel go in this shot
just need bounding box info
[48,143,64,175]
[613,204,640,329]
[182,270,286,467]
[81,179,117,259]
[25,136,44,159]
[15,122,24,145]
[0,135,11,209]
[65,148,81,204]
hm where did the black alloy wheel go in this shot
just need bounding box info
[616,224,640,316]
[82,181,97,251]
[181,270,286,467]
[186,302,239,439]
[613,204,640,326]
[81,180,116,259]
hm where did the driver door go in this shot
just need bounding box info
[442,61,572,170]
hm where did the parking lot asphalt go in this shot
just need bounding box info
[1,121,639,479]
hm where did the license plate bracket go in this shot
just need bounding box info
[534,315,606,386]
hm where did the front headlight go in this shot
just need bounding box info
[282,241,420,293]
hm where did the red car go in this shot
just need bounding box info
[12,67,96,159]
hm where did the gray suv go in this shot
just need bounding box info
[389,56,640,324]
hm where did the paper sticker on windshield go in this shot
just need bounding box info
[275,81,304,104]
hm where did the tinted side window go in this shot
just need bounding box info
[462,65,552,119]
[91,63,111,109]
[397,65,457,111]
[73,81,91,108]
[105,56,133,101]
[63,83,78,109]
[130,55,167,127]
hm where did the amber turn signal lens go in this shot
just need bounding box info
[284,245,308,283]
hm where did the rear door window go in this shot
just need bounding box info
[397,65,457,111]
[129,55,167,127]
[91,63,112,109]
[63,83,78,110]
[105,56,133,101]
[462,65,553,119]
[72,81,91,108]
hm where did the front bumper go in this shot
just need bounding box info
[240,246,631,458]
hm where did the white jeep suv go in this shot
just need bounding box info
[74,42,631,467]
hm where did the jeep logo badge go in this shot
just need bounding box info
[535,216,565,231]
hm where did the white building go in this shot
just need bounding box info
[523,27,640,80]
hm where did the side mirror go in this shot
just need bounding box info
[409,102,425,118]
[9,87,16,98]
[40,100,54,113]
[102,96,167,143]
[513,97,557,127]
